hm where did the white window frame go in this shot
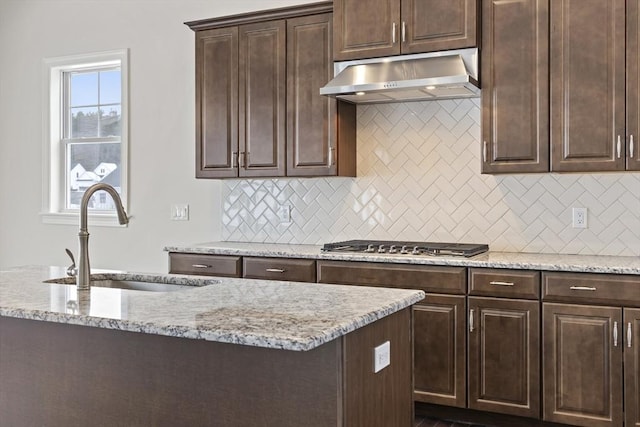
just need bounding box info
[41,49,129,226]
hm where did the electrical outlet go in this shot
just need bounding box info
[171,204,189,221]
[572,207,587,229]
[277,205,291,224]
[373,341,391,373]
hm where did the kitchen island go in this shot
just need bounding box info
[0,266,424,426]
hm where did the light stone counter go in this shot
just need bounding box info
[0,266,424,351]
[165,241,640,275]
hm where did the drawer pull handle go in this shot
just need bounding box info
[569,286,597,291]
[192,264,211,269]
[628,322,632,348]
[469,309,475,333]
[266,268,286,273]
[489,281,515,287]
[614,321,618,347]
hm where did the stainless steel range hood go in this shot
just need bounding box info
[320,48,480,104]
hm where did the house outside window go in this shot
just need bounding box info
[42,50,128,226]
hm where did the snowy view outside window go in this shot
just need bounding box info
[64,68,121,210]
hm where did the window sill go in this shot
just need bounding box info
[40,212,129,227]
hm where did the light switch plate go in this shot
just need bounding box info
[171,204,189,221]
[373,341,391,373]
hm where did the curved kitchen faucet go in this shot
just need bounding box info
[76,183,129,290]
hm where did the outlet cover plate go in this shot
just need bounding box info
[373,341,391,373]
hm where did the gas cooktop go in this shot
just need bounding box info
[321,240,489,257]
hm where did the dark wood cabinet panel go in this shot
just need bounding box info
[333,0,399,60]
[468,297,540,418]
[542,271,640,307]
[168,253,242,277]
[550,0,626,172]
[317,260,466,294]
[238,20,286,177]
[628,0,640,171]
[414,294,466,408]
[401,0,477,54]
[543,303,623,427]
[625,308,640,427]
[195,27,239,178]
[481,0,549,173]
[469,268,540,299]
[243,257,316,282]
[189,3,354,179]
[286,13,356,177]
[333,0,478,60]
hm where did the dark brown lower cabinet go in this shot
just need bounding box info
[625,308,640,427]
[413,294,466,408]
[468,297,540,418]
[543,303,623,427]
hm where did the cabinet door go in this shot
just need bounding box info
[628,0,640,171]
[286,13,338,177]
[481,0,549,173]
[543,303,623,427]
[238,21,286,177]
[550,0,626,172]
[625,308,640,427]
[468,297,540,418]
[413,295,466,407]
[333,0,400,60]
[195,27,239,178]
[401,0,478,54]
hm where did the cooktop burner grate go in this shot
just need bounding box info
[321,240,488,257]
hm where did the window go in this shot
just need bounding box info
[42,50,128,226]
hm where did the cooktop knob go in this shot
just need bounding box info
[400,245,410,254]
[389,245,397,254]
[377,245,386,253]
[411,246,421,255]
[365,244,376,253]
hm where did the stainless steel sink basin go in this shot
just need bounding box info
[44,273,217,292]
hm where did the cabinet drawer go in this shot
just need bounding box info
[243,257,316,283]
[469,268,540,299]
[542,272,640,306]
[169,253,242,277]
[317,260,466,294]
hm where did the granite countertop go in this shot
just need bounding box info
[0,266,424,351]
[164,242,640,275]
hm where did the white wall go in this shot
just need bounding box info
[0,0,324,272]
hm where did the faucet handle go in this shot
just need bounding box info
[65,248,77,277]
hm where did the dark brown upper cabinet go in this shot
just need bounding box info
[628,0,640,171]
[286,14,356,177]
[481,0,549,174]
[550,0,627,172]
[333,0,479,61]
[187,3,356,179]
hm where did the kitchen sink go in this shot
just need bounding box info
[44,273,217,292]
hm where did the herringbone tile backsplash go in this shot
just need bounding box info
[222,99,640,256]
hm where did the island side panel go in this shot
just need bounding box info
[0,316,342,427]
[343,307,413,427]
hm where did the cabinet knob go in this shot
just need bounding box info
[401,21,406,43]
[192,264,211,269]
[469,309,475,332]
[628,322,632,348]
[265,268,286,273]
[617,135,621,159]
[392,22,397,44]
[631,135,635,159]
[569,286,597,291]
[614,321,618,347]
[483,141,488,162]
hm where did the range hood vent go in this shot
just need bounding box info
[320,48,480,104]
